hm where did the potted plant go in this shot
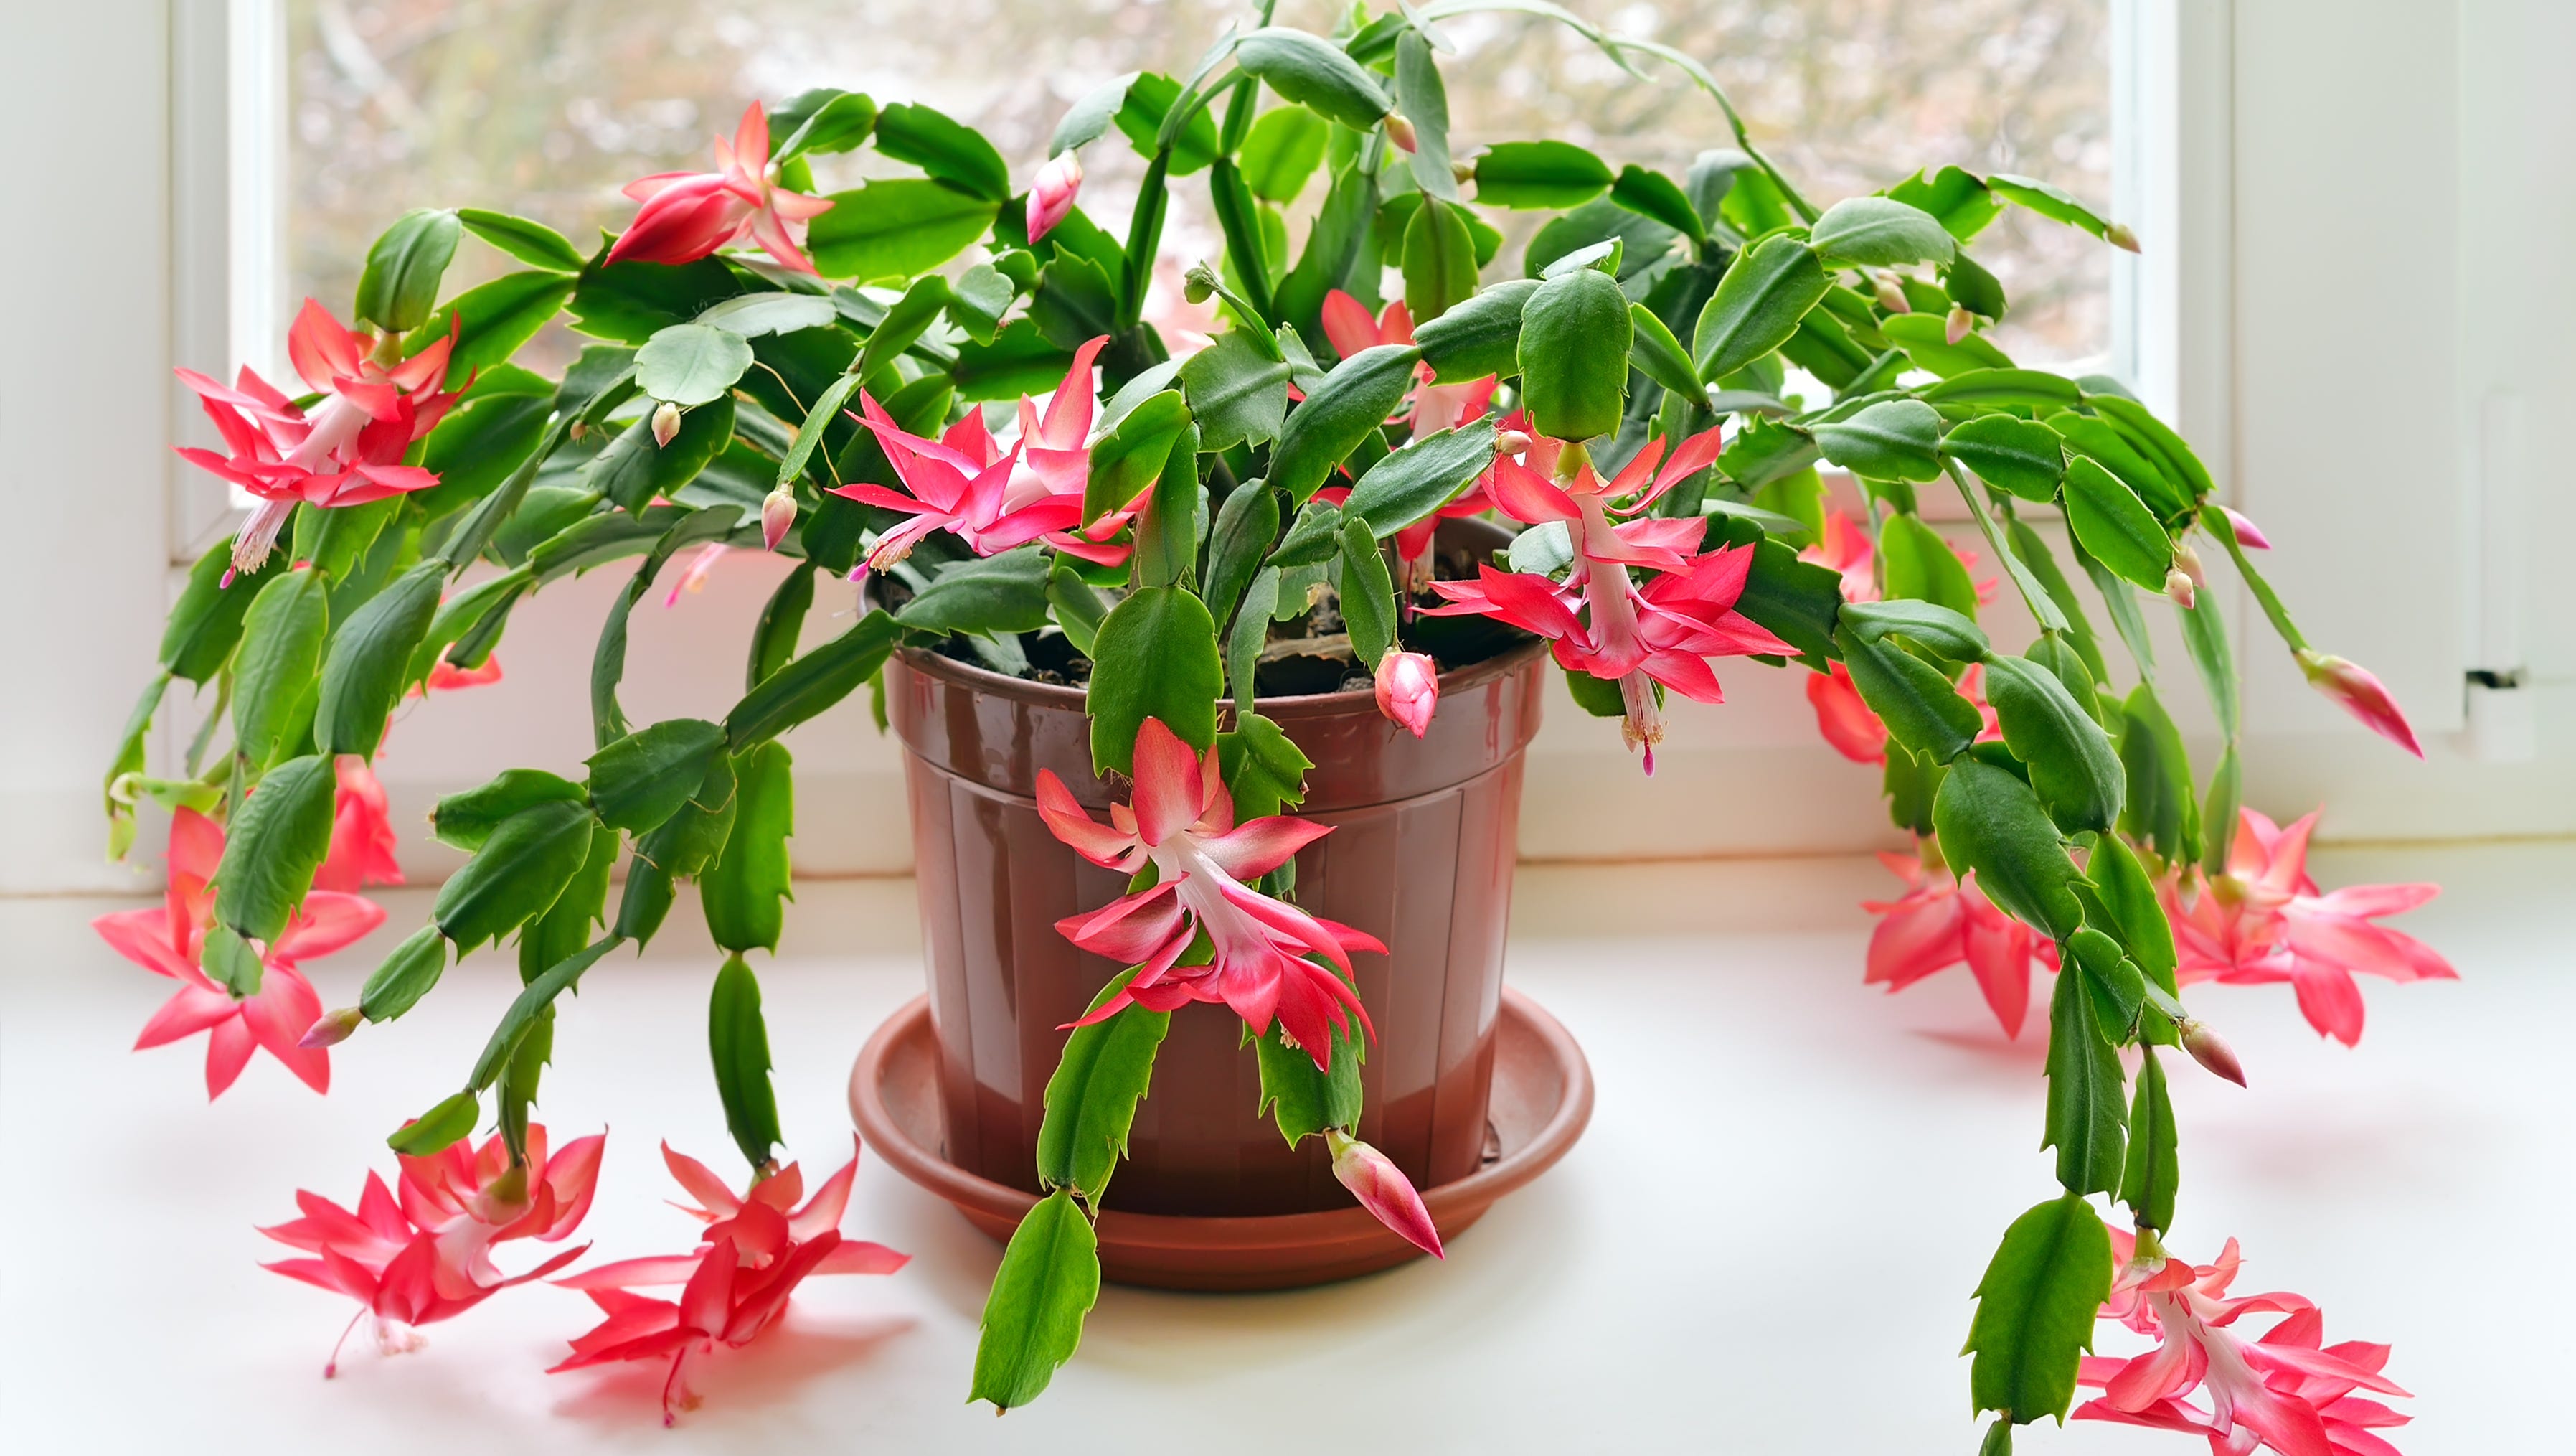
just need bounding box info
[101,4,2443,1446]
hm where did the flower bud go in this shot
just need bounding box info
[1451,157,1477,185]
[1182,263,1217,305]
[1945,305,1975,346]
[651,400,682,448]
[2164,568,2196,609]
[2293,649,2423,757]
[2179,1019,2247,1086]
[1384,113,1419,154]
[1029,150,1084,243]
[1872,271,1911,314]
[1494,428,1533,457]
[2106,222,2142,253]
[2172,542,2206,591]
[1326,1129,1443,1257]
[761,487,797,552]
[1374,649,1439,738]
[2220,506,2271,550]
[301,1006,363,1050]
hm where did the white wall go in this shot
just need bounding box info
[8,0,2572,896]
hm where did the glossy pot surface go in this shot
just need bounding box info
[890,634,1547,1215]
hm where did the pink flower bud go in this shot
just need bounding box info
[2294,649,2423,757]
[2173,542,2206,591]
[301,1006,363,1050]
[1872,272,1911,313]
[1374,649,1439,738]
[1495,428,1534,456]
[1384,113,1419,154]
[761,487,797,552]
[651,400,682,448]
[2179,1020,2246,1086]
[1029,151,1083,242]
[2164,568,2197,609]
[2106,222,2141,253]
[2221,506,2271,550]
[1945,305,1975,346]
[1326,1129,1443,1257]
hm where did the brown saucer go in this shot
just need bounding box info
[848,987,1594,1290]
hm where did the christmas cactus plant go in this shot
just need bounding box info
[104,3,2442,1445]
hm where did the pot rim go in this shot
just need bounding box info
[892,631,1550,720]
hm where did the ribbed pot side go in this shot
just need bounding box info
[887,636,1547,1217]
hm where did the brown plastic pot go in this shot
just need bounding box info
[887,626,1550,1221]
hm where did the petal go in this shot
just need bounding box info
[134,982,241,1048]
[1198,813,1335,882]
[554,1254,714,1291]
[811,1239,911,1276]
[1038,336,1111,448]
[1483,457,1581,525]
[94,908,194,981]
[271,891,387,964]
[203,1015,257,1099]
[786,1140,862,1242]
[661,1143,743,1218]
[1319,291,1384,361]
[1034,770,1138,866]
[1128,719,1204,847]
[241,967,331,1094]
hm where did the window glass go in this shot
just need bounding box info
[285,0,2107,370]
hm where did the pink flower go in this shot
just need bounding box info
[1861,843,2057,1038]
[552,1140,908,1424]
[1029,150,1083,241]
[175,301,458,578]
[2293,649,2422,758]
[2078,1229,2410,1456]
[1374,649,1439,737]
[1425,429,1791,771]
[91,808,383,1098]
[662,541,727,608]
[833,337,1113,570]
[1037,718,1387,1067]
[423,654,504,692]
[1801,509,1879,603]
[261,1124,603,1376]
[1320,289,1499,441]
[315,755,403,893]
[1806,662,1887,764]
[606,102,834,273]
[1326,1129,1442,1258]
[2165,809,2455,1046]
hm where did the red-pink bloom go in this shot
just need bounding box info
[1038,718,1386,1067]
[662,541,728,607]
[834,337,1116,569]
[2293,649,2422,758]
[424,654,504,692]
[1326,1129,1442,1258]
[1424,428,1789,771]
[176,303,458,578]
[606,102,834,273]
[315,755,403,893]
[1862,843,2057,1038]
[2079,1228,2410,1456]
[1801,509,1879,603]
[552,1140,907,1424]
[91,808,382,1098]
[1374,649,1439,737]
[2165,809,2454,1046]
[261,1125,603,1376]
[1029,150,1083,241]
[1320,289,1499,441]
[1807,662,1887,764]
